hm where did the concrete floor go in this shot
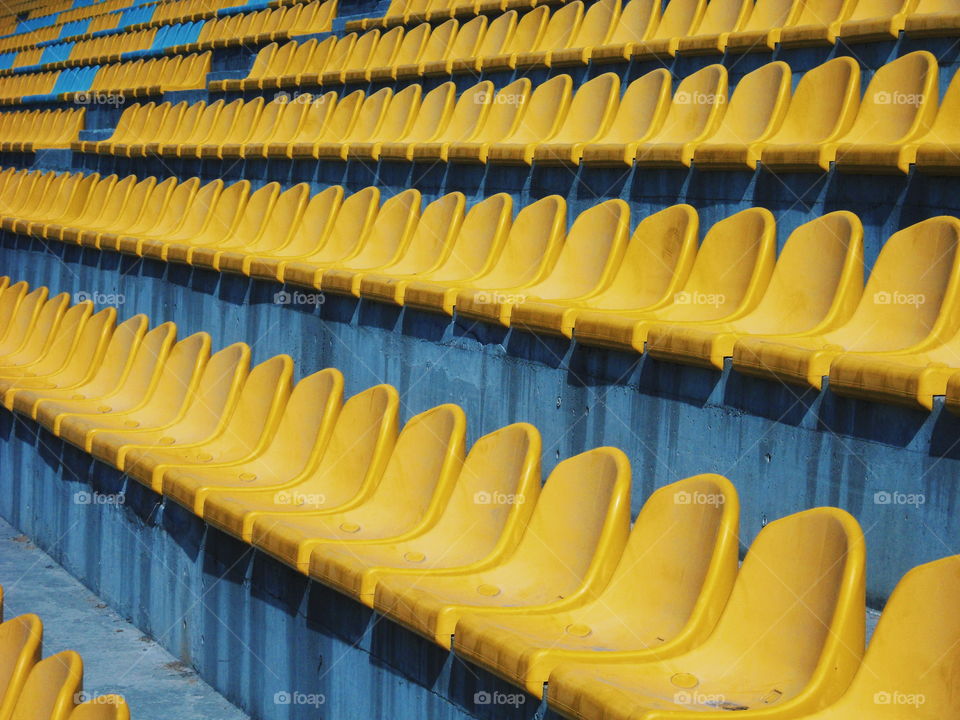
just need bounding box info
[0,516,248,720]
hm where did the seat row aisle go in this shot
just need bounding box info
[0,277,955,719]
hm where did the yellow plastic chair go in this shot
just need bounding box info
[361,193,512,304]
[693,61,792,170]
[277,91,344,159]
[534,72,621,165]
[0,301,96,385]
[57,175,137,246]
[162,180,251,265]
[163,368,344,514]
[127,100,194,157]
[76,176,160,249]
[199,96,265,160]
[547,507,865,720]
[187,182,279,267]
[458,199,630,328]
[448,11,515,74]
[0,281,28,349]
[411,81,493,161]
[0,293,69,366]
[839,0,919,41]
[9,650,82,720]
[302,32,357,85]
[244,185,349,279]
[632,64,728,168]
[199,384,399,540]
[911,65,960,174]
[574,207,776,353]
[8,315,148,417]
[50,327,199,446]
[215,183,312,274]
[396,18,457,78]
[344,26,404,84]
[511,204,697,338]
[0,614,42,720]
[129,179,221,259]
[68,697,130,720]
[904,0,960,36]
[275,38,325,88]
[71,104,137,154]
[85,342,250,471]
[550,0,621,66]
[422,15,486,75]
[373,446,631,649]
[514,1,586,68]
[308,422,541,606]
[647,211,864,370]
[0,287,48,358]
[369,22,430,81]
[834,51,938,174]
[454,474,739,698]
[243,403,465,570]
[271,187,381,285]
[631,0,706,59]
[677,0,752,54]
[778,0,857,46]
[733,216,960,389]
[324,192,463,297]
[480,5,549,71]
[219,96,288,158]
[447,77,531,163]
[487,74,573,164]
[159,98,226,158]
[122,355,294,491]
[378,83,456,161]
[760,57,862,172]
[792,555,960,720]
[247,96,313,159]
[725,0,802,51]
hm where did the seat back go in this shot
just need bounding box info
[0,614,42,720]
[765,57,860,145]
[651,64,728,143]
[9,650,83,720]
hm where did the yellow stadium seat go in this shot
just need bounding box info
[0,614,42,720]
[911,66,960,174]
[778,0,857,45]
[446,78,531,163]
[187,182,279,267]
[162,180,252,264]
[677,0,752,54]
[244,96,313,159]
[199,97,265,160]
[213,43,279,92]
[454,474,739,698]
[126,179,220,259]
[76,176,160,248]
[422,15,486,75]
[274,38,324,88]
[0,293,71,373]
[161,98,227,158]
[904,0,960,36]
[646,211,864,369]
[343,85,420,161]
[277,91,345,159]
[630,0,706,59]
[839,0,919,41]
[306,422,540,606]
[9,650,82,720]
[411,81,493,161]
[725,0,802,51]
[481,5,549,71]
[487,74,573,164]
[379,82,457,161]
[323,192,464,296]
[549,0,621,66]
[68,698,130,720]
[734,216,960,389]
[126,100,193,157]
[760,57,862,172]
[458,199,630,328]
[162,367,344,515]
[245,403,465,570]
[199,384,399,540]
[219,96,290,158]
[360,193,510,305]
[344,26,404,83]
[574,207,775,352]
[833,51,937,174]
[449,11,515,73]
[532,72,620,165]
[396,18,457,77]
[0,301,95,385]
[304,32,357,85]
[693,61,792,169]
[373,446,631,649]
[369,22,430,80]
[514,1,585,68]
[547,508,865,720]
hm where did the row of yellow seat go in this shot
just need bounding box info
[4,166,960,409]
[349,0,960,47]
[0,589,129,719]
[0,0,127,53]
[0,109,84,151]
[0,51,210,105]
[8,28,159,71]
[0,277,955,718]
[166,0,338,54]
[89,52,960,172]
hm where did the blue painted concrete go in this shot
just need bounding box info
[0,516,249,719]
